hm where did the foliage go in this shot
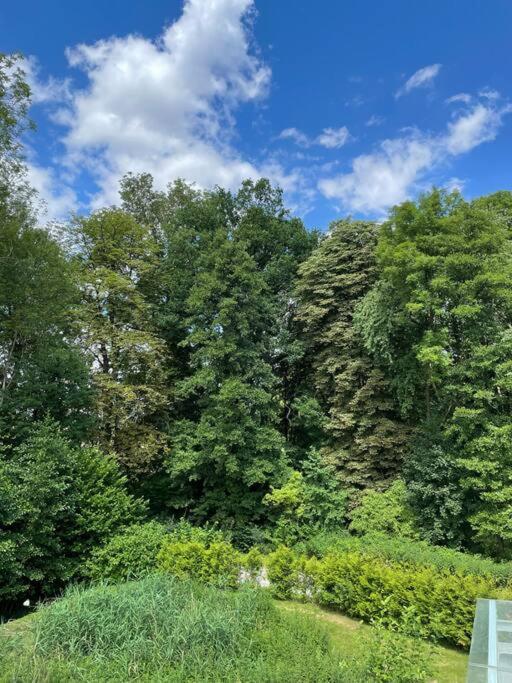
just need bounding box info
[266,545,303,599]
[70,208,169,474]
[296,219,409,497]
[86,521,168,582]
[264,449,347,545]
[356,189,512,555]
[305,549,503,648]
[3,574,438,683]
[363,627,433,683]
[0,419,146,603]
[168,225,287,530]
[157,539,241,588]
[297,530,512,584]
[349,480,420,539]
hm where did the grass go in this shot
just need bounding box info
[278,601,468,683]
[0,575,462,682]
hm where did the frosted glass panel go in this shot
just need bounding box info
[467,599,512,682]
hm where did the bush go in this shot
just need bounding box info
[86,521,168,582]
[349,480,420,539]
[306,549,503,648]
[157,539,241,588]
[0,420,146,604]
[266,546,304,599]
[264,450,347,546]
[363,627,433,683]
[297,531,512,585]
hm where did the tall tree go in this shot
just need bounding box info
[168,227,287,532]
[357,189,512,554]
[70,208,169,474]
[0,53,91,444]
[296,220,408,497]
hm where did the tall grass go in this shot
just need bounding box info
[1,574,357,682]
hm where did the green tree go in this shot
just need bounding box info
[357,189,512,554]
[0,419,146,604]
[70,209,169,474]
[168,228,287,531]
[296,219,408,496]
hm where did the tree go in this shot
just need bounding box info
[233,179,319,452]
[168,228,287,532]
[0,419,146,604]
[70,208,169,474]
[0,54,91,445]
[357,189,512,554]
[296,219,408,497]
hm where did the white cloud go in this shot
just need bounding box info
[445,103,504,154]
[279,125,350,149]
[317,126,350,149]
[445,176,466,193]
[24,57,71,104]
[319,101,511,215]
[396,63,441,98]
[279,127,310,147]
[479,87,501,101]
[32,0,308,208]
[446,93,472,105]
[25,162,78,221]
[366,115,385,127]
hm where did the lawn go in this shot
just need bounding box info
[277,601,468,683]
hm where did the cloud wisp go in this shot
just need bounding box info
[319,99,511,215]
[396,63,442,98]
[279,125,350,149]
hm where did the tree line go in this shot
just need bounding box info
[2,53,512,604]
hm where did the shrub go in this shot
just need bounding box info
[349,480,420,539]
[297,531,512,585]
[0,420,146,604]
[266,546,304,599]
[86,521,168,582]
[363,627,433,682]
[306,549,504,648]
[157,539,241,588]
[264,450,347,546]
[242,546,265,582]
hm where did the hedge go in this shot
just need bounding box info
[296,531,512,585]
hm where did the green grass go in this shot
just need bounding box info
[278,601,468,683]
[0,575,453,682]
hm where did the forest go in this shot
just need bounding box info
[1,51,512,681]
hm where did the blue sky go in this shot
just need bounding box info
[2,0,511,229]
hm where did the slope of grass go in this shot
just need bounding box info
[278,601,468,683]
[0,575,457,682]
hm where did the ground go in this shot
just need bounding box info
[278,601,468,683]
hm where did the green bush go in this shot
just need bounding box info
[157,539,241,588]
[306,549,503,648]
[296,531,512,585]
[266,545,304,599]
[0,420,146,604]
[86,521,168,582]
[349,480,420,539]
[363,627,433,683]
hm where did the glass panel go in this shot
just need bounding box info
[467,599,512,682]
